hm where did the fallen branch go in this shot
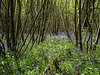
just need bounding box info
[44,51,100,74]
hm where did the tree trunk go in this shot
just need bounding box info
[79,0,83,51]
[75,0,78,47]
[11,0,16,51]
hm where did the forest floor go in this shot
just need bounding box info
[0,33,100,75]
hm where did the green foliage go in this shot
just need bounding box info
[0,34,100,75]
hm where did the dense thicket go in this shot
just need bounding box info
[0,0,100,54]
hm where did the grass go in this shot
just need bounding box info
[0,33,100,75]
